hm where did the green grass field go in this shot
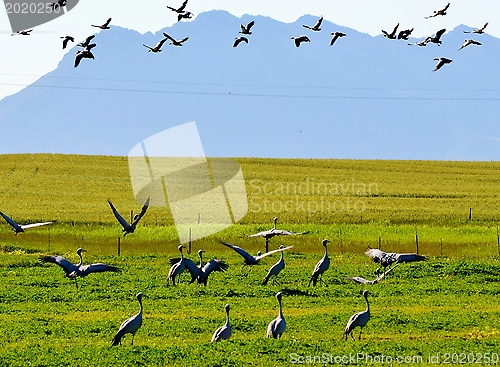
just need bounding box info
[0,154,499,366]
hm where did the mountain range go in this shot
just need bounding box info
[1,10,499,160]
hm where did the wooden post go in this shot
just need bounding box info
[497,227,499,256]
[117,237,121,256]
[265,238,270,253]
[188,228,192,254]
[469,207,472,220]
[197,213,201,224]
[415,229,419,255]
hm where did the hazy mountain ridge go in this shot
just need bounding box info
[1,11,499,160]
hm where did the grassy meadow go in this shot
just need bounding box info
[0,154,500,366]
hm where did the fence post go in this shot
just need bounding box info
[188,228,192,254]
[415,229,419,255]
[497,227,499,256]
[469,207,472,220]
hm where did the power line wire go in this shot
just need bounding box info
[1,82,500,101]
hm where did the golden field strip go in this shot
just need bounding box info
[0,154,499,258]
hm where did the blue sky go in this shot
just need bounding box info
[1,0,499,101]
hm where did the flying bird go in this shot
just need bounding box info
[382,23,399,39]
[92,18,112,30]
[170,249,229,286]
[425,3,450,18]
[409,39,430,47]
[220,241,292,269]
[308,239,331,287]
[344,290,370,341]
[365,248,428,270]
[247,217,309,241]
[459,39,482,50]
[167,245,186,286]
[0,211,52,234]
[167,0,188,13]
[330,32,346,46]
[291,35,310,47]
[162,33,189,46]
[303,16,323,31]
[77,35,95,48]
[239,20,254,35]
[107,196,150,235]
[397,28,414,40]
[85,43,97,52]
[143,37,169,53]
[12,29,33,36]
[74,50,94,67]
[267,292,286,339]
[177,11,194,22]
[211,304,232,342]
[233,36,248,47]
[61,36,74,49]
[112,292,144,346]
[426,28,446,45]
[40,248,121,289]
[262,245,286,285]
[433,57,452,71]
[464,22,488,34]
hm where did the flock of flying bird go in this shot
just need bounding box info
[10,1,490,72]
[0,193,428,344]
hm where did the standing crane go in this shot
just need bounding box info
[170,249,229,285]
[267,292,286,339]
[167,245,186,286]
[262,245,286,285]
[308,239,331,287]
[344,290,370,341]
[112,292,144,346]
[211,304,232,342]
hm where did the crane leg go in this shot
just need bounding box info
[358,327,363,340]
[319,276,328,287]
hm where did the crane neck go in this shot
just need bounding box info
[278,298,283,318]
[138,298,143,314]
[364,295,370,313]
[198,252,204,268]
[77,252,83,267]
[225,308,230,326]
[324,245,329,257]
